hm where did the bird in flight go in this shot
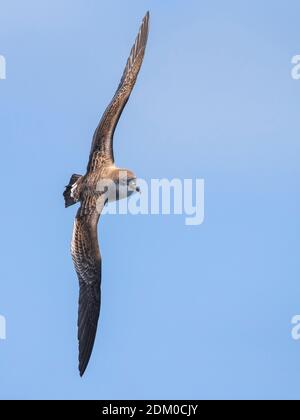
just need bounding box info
[63,12,150,376]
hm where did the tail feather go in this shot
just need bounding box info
[63,174,81,208]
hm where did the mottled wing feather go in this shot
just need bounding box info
[87,12,150,171]
[71,198,104,376]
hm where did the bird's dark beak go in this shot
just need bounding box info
[136,186,141,194]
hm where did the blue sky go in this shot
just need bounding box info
[0,0,300,400]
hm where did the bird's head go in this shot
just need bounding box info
[110,168,140,200]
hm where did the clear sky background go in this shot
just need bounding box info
[0,0,300,400]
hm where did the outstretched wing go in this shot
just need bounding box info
[87,12,150,171]
[71,198,105,376]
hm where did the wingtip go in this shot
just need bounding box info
[142,11,150,41]
[143,11,150,24]
[79,363,87,377]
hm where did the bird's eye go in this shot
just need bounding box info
[128,179,136,187]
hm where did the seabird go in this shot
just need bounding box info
[63,12,150,376]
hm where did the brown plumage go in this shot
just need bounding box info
[63,12,150,376]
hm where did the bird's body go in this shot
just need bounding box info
[63,12,150,376]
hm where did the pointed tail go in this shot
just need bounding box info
[63,174,81,208]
